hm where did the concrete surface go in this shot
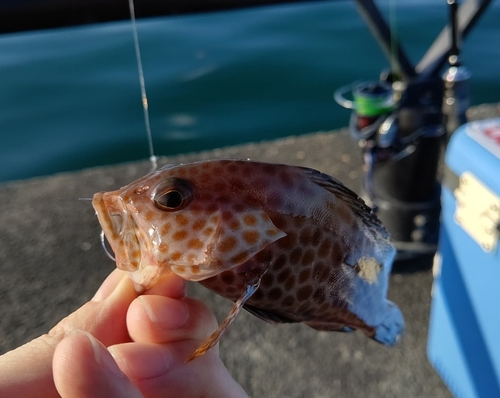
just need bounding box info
[5,103,499,397]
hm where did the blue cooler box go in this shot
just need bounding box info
[428,118,500,398]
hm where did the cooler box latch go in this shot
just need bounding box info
[454,171,500,253]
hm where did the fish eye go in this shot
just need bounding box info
[153,178,193,211]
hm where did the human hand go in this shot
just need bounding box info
[0,269,248,398]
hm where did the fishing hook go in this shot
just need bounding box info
[100,230,116,261]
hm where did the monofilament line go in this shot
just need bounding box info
[129,0,158,171]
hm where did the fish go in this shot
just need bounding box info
[92,159,404,361]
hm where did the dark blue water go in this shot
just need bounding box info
[1,0,499,182]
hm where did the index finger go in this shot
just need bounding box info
[142,271,187,299]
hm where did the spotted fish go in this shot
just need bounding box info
[92,160,404,361]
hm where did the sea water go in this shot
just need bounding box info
[0,0,499,182]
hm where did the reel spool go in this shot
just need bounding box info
[335,78,444,265]
[334,80,395,134]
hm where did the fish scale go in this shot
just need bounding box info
[93,159,404,360]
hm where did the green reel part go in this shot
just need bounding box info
[353,81,395,117]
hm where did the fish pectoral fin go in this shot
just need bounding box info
[185,271,265,363]
[243,304,298,324]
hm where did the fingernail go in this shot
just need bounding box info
[75,330,126,379]
[109,343,173,380]
[92,269,125,302]
[139,296,189,330]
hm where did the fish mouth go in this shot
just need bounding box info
[92,192,142,272]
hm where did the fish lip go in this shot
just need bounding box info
[92,192,141,271]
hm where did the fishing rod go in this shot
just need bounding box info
[335,0,492,265]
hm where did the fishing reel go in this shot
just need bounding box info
[335,77,445,263]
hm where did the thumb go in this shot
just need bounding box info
[0,269,136,398]
[53,330,143,398]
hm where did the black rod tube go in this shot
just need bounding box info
[416,0,492,79]
[353,0,416,81]
[449,0,460,62]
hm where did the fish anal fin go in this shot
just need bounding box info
[305,321,355,333]
[243,304,298,324]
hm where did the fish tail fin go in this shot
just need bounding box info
[373,301,405,346]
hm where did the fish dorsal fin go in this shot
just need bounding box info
[301,167,388,238]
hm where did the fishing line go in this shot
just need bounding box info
[128,0,157,171]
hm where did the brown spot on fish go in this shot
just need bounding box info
[311,228,322,247]
[301,249,315,266]
[296,285,313,301]
[192,219,206,231]
[252,289,264,301]
[171,252,182,261]
[268,287,283,300]
[266,228,280,237]
[289,247,302,264]
[281,231,297,248]
[298,268,311,284]
[192,265,200,274]
[229,220,240,231]
[284,275,296,291]
[173,230,188,241]
[145,211,155,221]
[131,250,141,259]
[299,227,313,243]
[318,238,332,258]
[282,296,295,307]
[277,268,291,284]
[175,214,189,226]
[161,224,171,235]
[222,211,234,222]
[203,227,215,237]
[219,237,237,253]
[230,251,249,264]
[188,239,204,250]
[244,214,257,226]
[176,265,186,273]
[273,254,287,271]
[261,272,274,289]
[243,230,259,245]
